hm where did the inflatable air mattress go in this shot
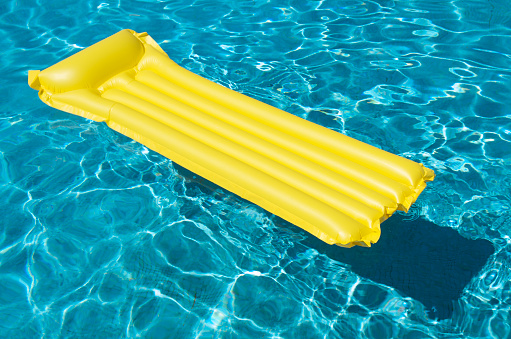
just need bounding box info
[28,29,435,247]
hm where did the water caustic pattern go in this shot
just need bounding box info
[1,0,511,338]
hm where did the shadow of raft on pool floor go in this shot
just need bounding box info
[300,214,495,320]
[172,164,494,320]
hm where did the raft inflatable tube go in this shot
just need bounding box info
[28,29,434,247]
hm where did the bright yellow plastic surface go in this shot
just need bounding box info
[29,29,435,247]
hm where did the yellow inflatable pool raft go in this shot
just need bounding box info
[28,29,434,247]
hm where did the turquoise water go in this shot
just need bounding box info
[1,0,511,337]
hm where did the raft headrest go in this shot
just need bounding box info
[29,29,145,94]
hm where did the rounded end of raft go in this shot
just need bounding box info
[330,225,381,248]
[28,70,41,90]
[423,166,435,181]
[36,29,145,94]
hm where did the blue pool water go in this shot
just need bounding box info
[1,0,511,337]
